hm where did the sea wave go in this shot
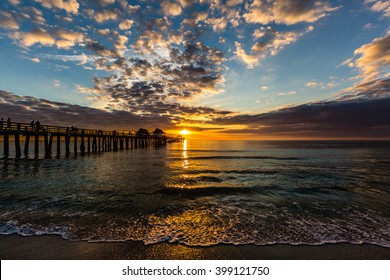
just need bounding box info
[170,156,301,160]
[1,204,389,248]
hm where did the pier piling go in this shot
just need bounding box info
[80,134,85,155]
[3,132,9,158]
[24,134,30,155]
[57,135,61,156]
[34,134,39,157]
[14,132,21,158]
[73,135,78,155]
[65,135,70,157]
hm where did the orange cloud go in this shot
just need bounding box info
[236,27,313,68]
[13,28,84,49]
[365,0,390,17]
[0,11,19,30]
[244,0,337,25]
[35,0,79,14]
[161,1,182,17]
[14,27,55,47]
[353,31,390,81]
[119,19,133,30]
[95,10,119,23]
[56,29,84,49]
[235,42,260,68]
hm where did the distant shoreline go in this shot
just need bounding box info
[1,234,389,260]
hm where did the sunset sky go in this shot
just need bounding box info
[0,0,389,139]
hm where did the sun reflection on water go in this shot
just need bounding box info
[182,139,189,169]
[145,208,226,246]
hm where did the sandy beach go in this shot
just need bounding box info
[1,235,389,260]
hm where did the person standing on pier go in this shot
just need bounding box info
[30,120,34,131]
[6,117,11,129]
[35,120,40,131]
[0,118,3,131]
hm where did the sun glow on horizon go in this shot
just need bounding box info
[180,129,191,135]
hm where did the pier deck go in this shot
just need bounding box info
[0,121,177,158]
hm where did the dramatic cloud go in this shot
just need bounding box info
[161,1,182,17]
[4,83,389,139]
[34,0,79,14]
[0,90,173,131]
[11,27,84,49]
[1,0,337,103]
[235,42,259,68]
[2,0,387,139]
[214,96,390,138]
[20,6,46,24]
[114,34,128,50]
[338,78,390,100]
[236,26,313,68]
[210,78,390,138]
[13,27,56,47]
[365,0,390,17]
[0,90,233,134]
[55,29,84,49]
[0,11,19,30]
[95,9,120,23]
[88,38,227,115]
[8,0,20,6]
[118,19,133,30]
[244,0,337,25]
[96,0,115,6]
[351,31,390,81]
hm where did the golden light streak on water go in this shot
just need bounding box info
[182,139,189,169]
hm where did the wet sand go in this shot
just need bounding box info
[0,234,389,259]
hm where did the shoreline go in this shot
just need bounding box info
[1,234,389,260]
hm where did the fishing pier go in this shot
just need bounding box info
[0,121,181,159]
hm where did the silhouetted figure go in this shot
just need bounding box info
[0,118,3,131]
[30,120,34,131]
[35,121,40,131]
[7,118,11,129]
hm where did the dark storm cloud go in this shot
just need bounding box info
[338,78,390,100]
[0,90,173,131]
[215,96,390,138]
[0,90,232,130]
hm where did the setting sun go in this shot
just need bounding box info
[180,129,191,135]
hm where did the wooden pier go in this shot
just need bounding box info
[0,121,175,159]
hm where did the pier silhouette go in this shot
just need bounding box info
[0,121,182,159]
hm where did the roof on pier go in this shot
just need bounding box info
[136,128,150,136]
[152,128,165,135]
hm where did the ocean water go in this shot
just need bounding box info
[0,140,389,247]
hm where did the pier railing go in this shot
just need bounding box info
[0,121,134,136]
[0,121,182,158]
